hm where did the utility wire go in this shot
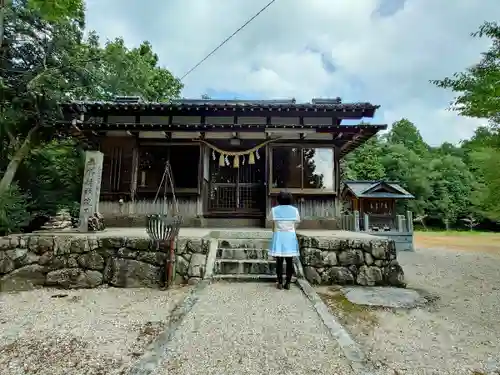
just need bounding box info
[179,0,278,81]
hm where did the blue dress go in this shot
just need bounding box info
[268,205,300,257]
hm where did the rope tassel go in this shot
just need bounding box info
[219,153,225,167]
[233,155,239,168]
[249,152,255,165]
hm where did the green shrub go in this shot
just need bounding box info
[0,184,30,235]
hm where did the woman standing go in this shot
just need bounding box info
[268,191,300,290]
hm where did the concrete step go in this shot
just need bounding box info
[212,274,297,283]
[203,218,263,228]
[216,248,272,261]
[217,238,271,249]
[214,259,277,275]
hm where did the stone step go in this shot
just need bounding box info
[217,238,271,250]
[212,274,297,283]
[216,248,272,261]
[214,259,277,275]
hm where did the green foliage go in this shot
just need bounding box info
[0,184,30,235]
[27,0,84,21]
[344,118,489,227]
[18,139,84,217]
[0,1,182,233]
[431,21,500,125]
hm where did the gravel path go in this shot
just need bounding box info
[0,286,190,375]
[347,248,500,375]
[156,282,355,375]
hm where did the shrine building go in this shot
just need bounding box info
[59,97,387,228]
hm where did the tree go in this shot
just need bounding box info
[0,5,183,195]
[431,21,500,125]
[86,36,183,101]
[0,2,92,194]
[385,118,429,156]
[0,0,84,53]
[343,137,386,180]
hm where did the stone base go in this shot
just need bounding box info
[265,218,340,230]
[298,235,406,287]
[0,235,209,291]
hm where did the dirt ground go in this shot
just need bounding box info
[318,233,500,375]
[0,286,191,375]
[415,231,500,254]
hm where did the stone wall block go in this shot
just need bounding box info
[357,265,383,286]
[304,266,322,284]
[0,251,15,274]
[187,253,207,278]
[322,251,337,266]
[0,264,46,292]
[300,248,324,267]
[104,258,160,288]
[117,247,138,259]
[175,255,189,277]
[87,237,99,251]
[28,236,54,254]
[137,251,167,266]
[126,238,151,251]
[77,251,105,270]
[46,268,103,289]
[0,237,15,250]
[100,237,126,249]
[70,238,89,254]
[364,252,374,265]
[185,239,208,254]
[38,251,67,271]
[371,241,388,259]
[54,237,72,255]
[327,267,355,284]
[338,249,364,266]
[384,263,406,287]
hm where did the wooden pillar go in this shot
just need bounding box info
[129,144,139,215]
[333,147,341,216]
[196,144,205,217]
[79,151,104,232]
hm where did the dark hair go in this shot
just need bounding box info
[277,191,293,205]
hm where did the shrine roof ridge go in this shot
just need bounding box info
[61,97,380,113]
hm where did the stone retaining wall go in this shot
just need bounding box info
[0,236,209,292]
[298,235,406,287]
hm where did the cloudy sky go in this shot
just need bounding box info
[85,0,499,146]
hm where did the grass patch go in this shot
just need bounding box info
[415,230,500,237]
[317,287,378,333]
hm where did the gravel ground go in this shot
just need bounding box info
[339,248,500,375]
[156,282,355,375]
[0,286,190,375]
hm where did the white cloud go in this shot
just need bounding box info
[84,0,499,145]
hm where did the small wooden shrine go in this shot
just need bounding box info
[59,97,388,227]
[341,180,414,231]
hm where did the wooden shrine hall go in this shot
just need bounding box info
[59,97,387,228]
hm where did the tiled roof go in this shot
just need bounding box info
[61,98,380,114]
[343,180,414,199]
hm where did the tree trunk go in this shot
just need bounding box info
[0,0,11,50]
[0,125,39,194]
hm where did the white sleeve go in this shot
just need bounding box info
[295,207,301,223]
[266,208,274,222]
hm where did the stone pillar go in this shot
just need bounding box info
[353,211,360,232]
[363,213,370,231]
[397,215,405,232]
[406,211,414,233]
[78,151,104,232]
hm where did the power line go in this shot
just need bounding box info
[180,0,278,81]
